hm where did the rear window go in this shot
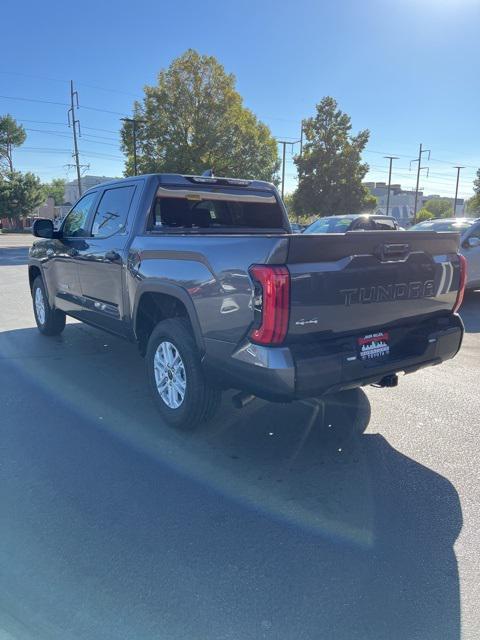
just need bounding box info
[373,218,397,230]
[304,216,353,233]
[150,187,286,231]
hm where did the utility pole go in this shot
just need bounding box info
[299,120,304,157]
[384,156,399,217]
[277,138,302,200]
[453,166,465,218]
[68,80,82,197]
[121,117,145,176]
[410,143,430,223]
[280,141,287,199]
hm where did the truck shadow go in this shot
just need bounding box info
[460,289,480,333]
[0,323,462,640]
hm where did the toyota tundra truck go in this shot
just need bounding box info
[28,174,466,430]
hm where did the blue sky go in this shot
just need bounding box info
[2,0,479,198]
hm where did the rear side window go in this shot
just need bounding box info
[373,218,397,230]
[151,189,285,231]
[91,186,135,237]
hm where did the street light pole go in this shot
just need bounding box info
[453,166,465,218]
[384,156,399,217]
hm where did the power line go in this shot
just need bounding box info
[0,94,127,117]
[0,70,141,99]
[16,147,124,161]
[0,94,69,107]
[23,125,119,142]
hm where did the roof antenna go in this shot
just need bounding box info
[202,169,214,177]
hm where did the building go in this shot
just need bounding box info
[364,182,421,225]
[64,175,116,205]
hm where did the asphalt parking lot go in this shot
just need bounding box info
[1,233,479,640]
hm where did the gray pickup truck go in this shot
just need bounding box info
[29,173,465,430]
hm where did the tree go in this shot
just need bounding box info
[0,114,26,172]
[423,197,453,219]
[0,171,44,226]
[416,208,435,222]
[292,97,371,216]
[474,167,480,195]
[467,169,480,215]
[364,192,378,212]
[466,195,480,215]
[121,50,279,181]
[41,178,66,205]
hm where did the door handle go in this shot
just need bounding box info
[68,248,79,257]
[46,248,54,257]
[105,250,120,262]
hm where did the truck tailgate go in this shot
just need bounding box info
[286,231,462,338]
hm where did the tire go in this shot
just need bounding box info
[32,276,66,336]
[146,318,221,430]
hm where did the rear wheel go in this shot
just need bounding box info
[32,276,66,336]
[146,318,221,430]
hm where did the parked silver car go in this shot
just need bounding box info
[410,218,480,290]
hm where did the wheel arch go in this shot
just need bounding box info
[28,264,42,291]
[132,281,205,356]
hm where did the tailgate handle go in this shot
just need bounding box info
[377,243,410,260]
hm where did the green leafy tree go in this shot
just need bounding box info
[424,197,453,219]
[121,50,279,181]
[416,208,435,222]
[41,178,66,205]
[466,195,480,215]
[0,171,44,226]
[467,168,480,215]
[293,97,371,216]
[474,167,480,195]
[0,114,26,173]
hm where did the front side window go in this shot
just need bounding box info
[62,192,97,237]
[91,186,136,238]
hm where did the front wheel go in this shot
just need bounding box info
[32,276,66,336]
[146,318,221,430]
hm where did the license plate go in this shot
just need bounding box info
[358,332,390,361]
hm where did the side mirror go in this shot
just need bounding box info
[467,236,480,248]
[32,218,54,239]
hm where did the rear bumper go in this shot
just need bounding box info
[203,314,464,401]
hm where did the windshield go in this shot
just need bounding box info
[410,220,474,232]
[304,216,353,233]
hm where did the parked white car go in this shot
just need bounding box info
[410,218,480,290]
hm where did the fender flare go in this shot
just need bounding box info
[132,279,205,354]
[28,261,53,302]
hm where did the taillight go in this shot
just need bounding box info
[249,265,290,345]
[453,254,467,313]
